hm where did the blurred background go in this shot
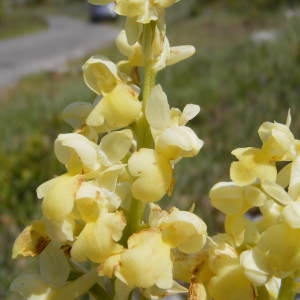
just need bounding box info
[1,0,300,298]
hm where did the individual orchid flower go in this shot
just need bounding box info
[86,83,142,133]
[83,55,121,95]
[116,30,144,68]
[145,85,203,161]
[210,181,266,215]
[116,29,195,72]
[37,174,81,221]
[230,147,277,186]
[99,230,173,289]
[12,220,50,259]
[258,112,298,161]
[230,113,300,187]
[261,156,300,228]
[241,223,300,283]
[83,56,142,133]
[207,263,256,300]
[116,229,173,289]
[187,236,256,300]
[127,148,172,202]
[149,204,207,253]
[55,133,100,174]
[71,209,126,263]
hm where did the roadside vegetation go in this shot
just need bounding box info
[2,2,300,297]
[0,10,47,40]
[0,0,88,40]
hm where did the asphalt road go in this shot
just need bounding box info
[0,16,119,88]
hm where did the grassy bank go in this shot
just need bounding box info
[0,10,47,40]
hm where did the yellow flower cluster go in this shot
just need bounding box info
[10,0,207,299]
[11,0,300,299]
[184,113,300,300]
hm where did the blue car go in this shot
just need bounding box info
[89,3,117,22]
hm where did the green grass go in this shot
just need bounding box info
[2,6,300,297]
[0,11,47,40]
[29,1,88,19]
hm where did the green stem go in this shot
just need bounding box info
[134,22,157,149]
[142,64,156,113]
[129,198,146,234]
[135,65,156,148]
[125,22,158,241]
[121,198,145,245]
[277,277,295,300]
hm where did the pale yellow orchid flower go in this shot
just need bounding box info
[128,148,172,202]
[83,55,121,95]
[12,220,50,259]
[210,181,266,215]
[242,223,300,282]
[37,174,81,221]
[258,112,297,161]
[86,83,142,133]
[116,230,173,289]
[116,29,195,72]
[55,133,100,174]
[83,58,142,132]
[71,210,125,263]
[230,147,277,186]
[149,204,207,253]
[260,157,300,228]
[146,85,203,161]
[207,264,256,300]
[116,30,144,67]
[183,236,256,300]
